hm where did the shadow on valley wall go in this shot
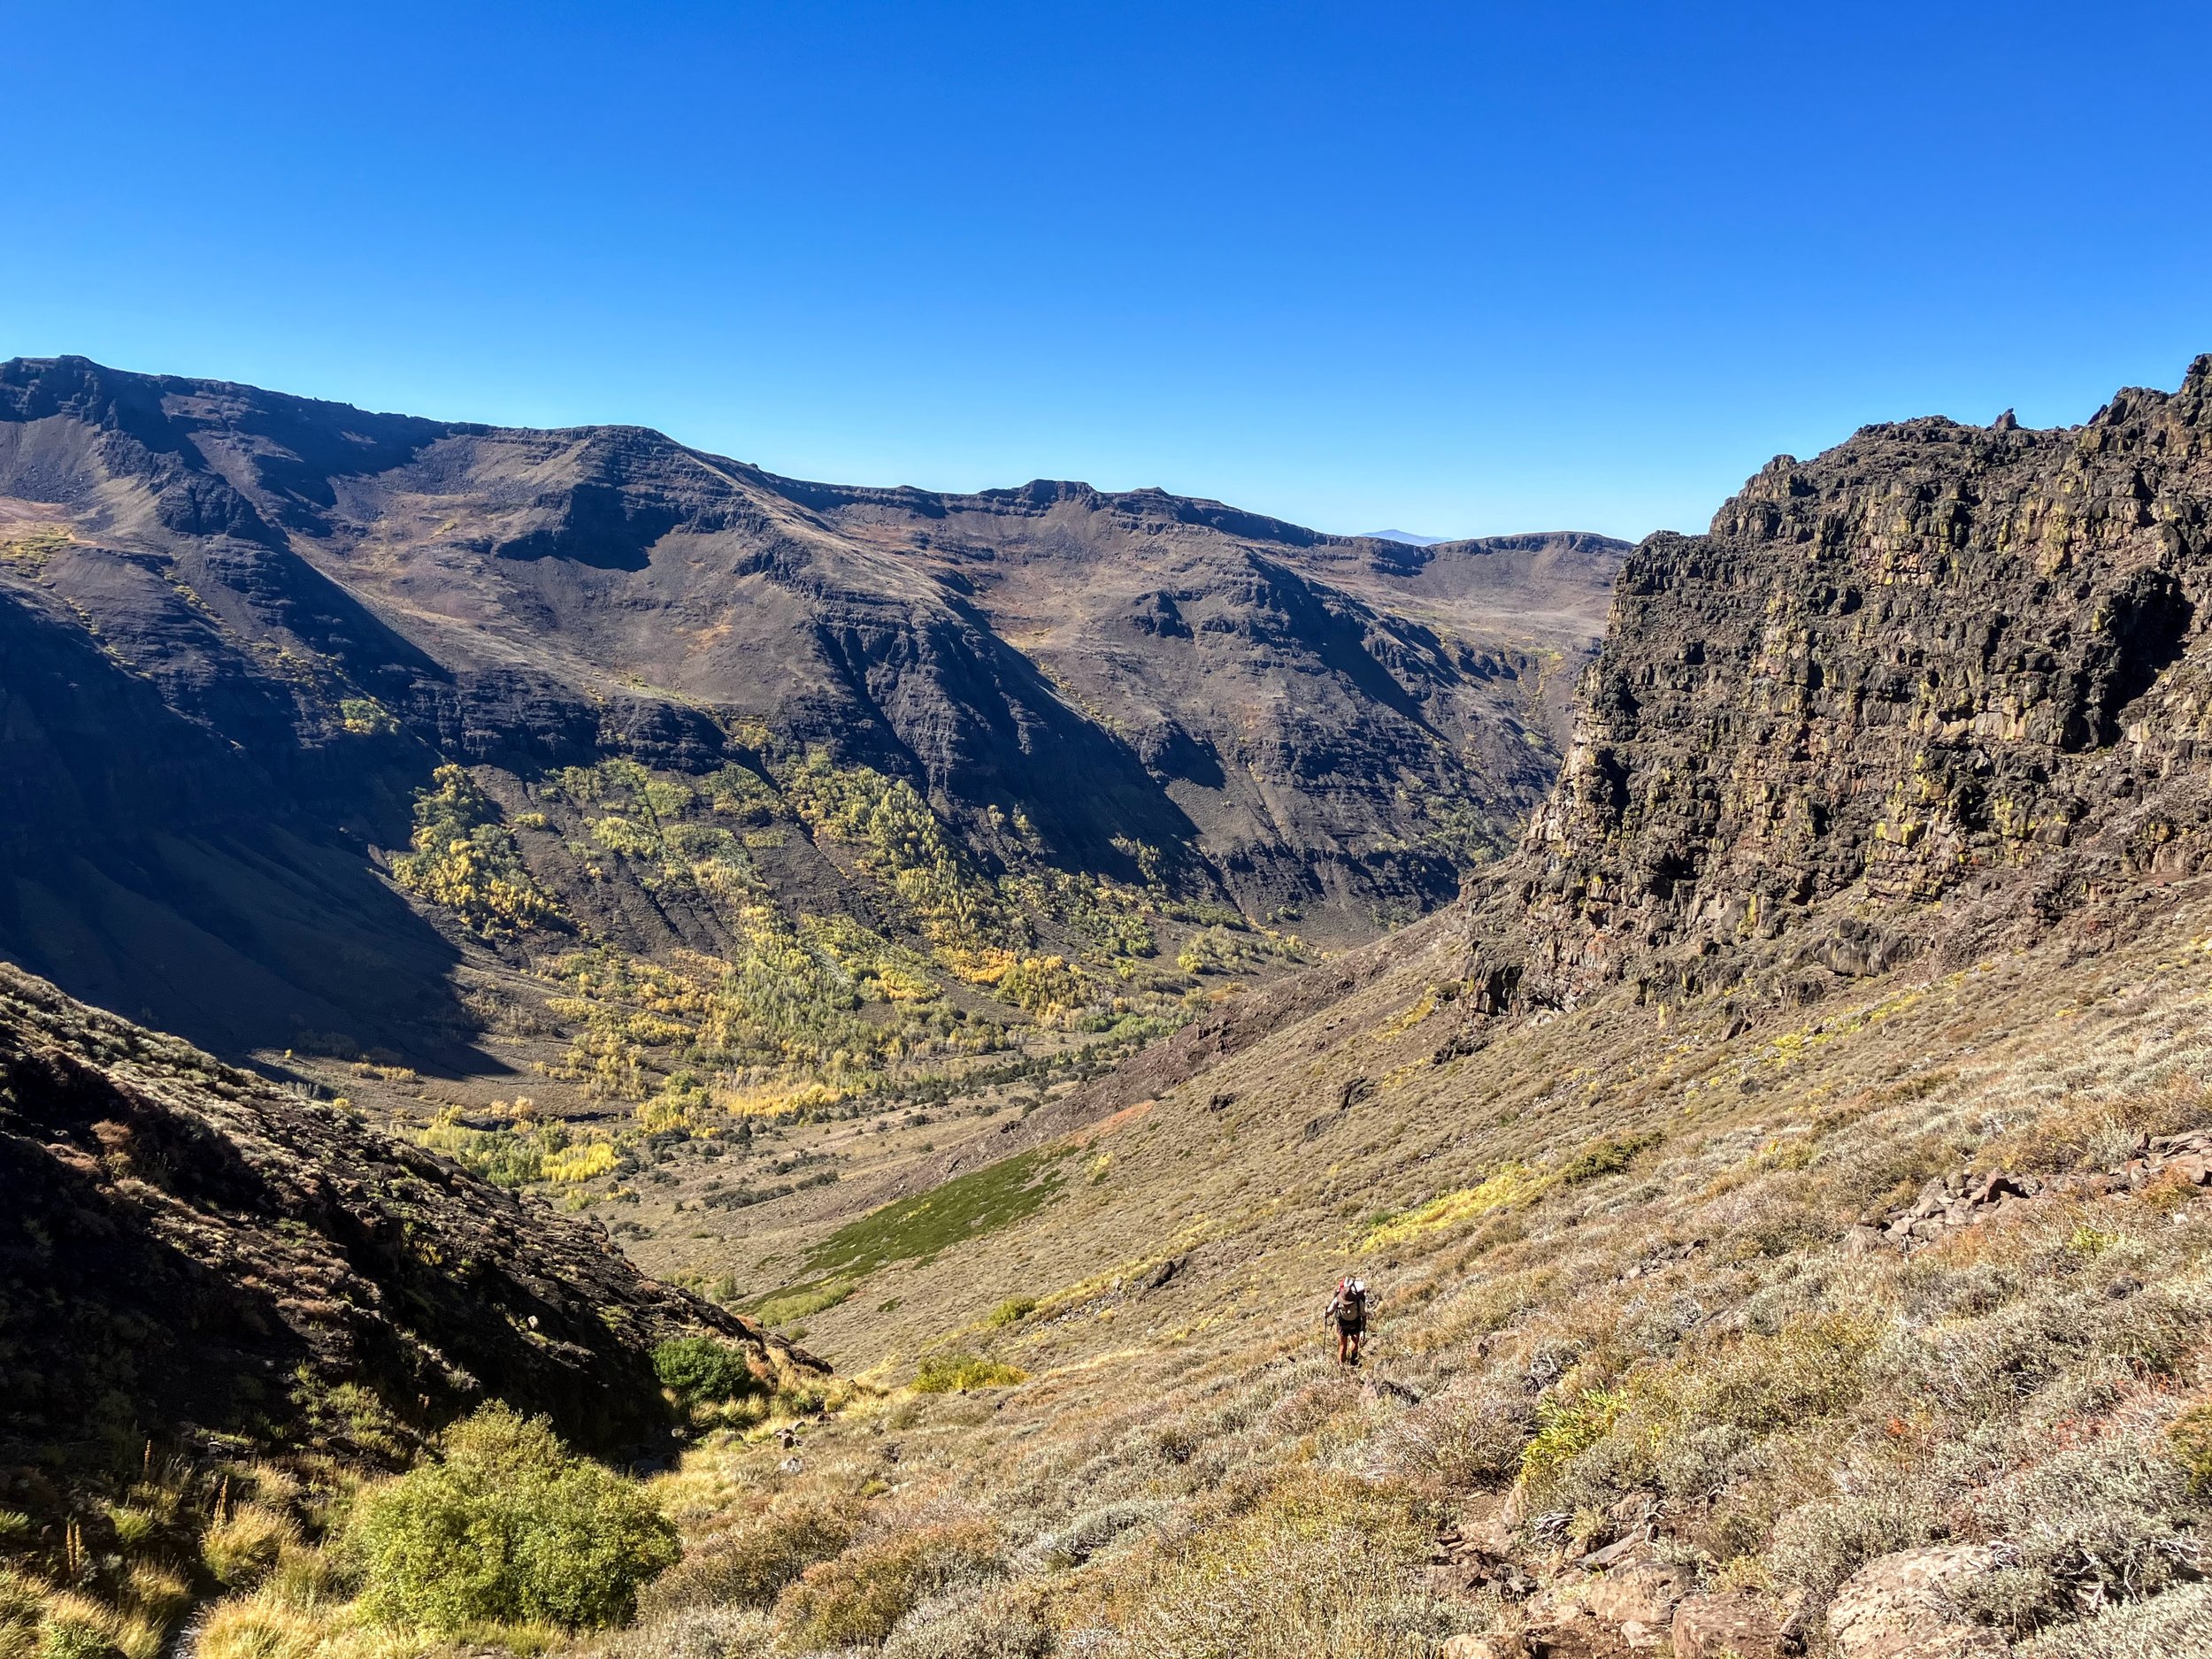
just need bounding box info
[0,588,492,1068]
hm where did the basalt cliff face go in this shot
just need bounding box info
[0,357,1623,1056]
[1470,356,2212,1017]
[0,961,811,1468]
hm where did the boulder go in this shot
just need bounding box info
[1671,1593,1778,1658]
[1826,1546,2009,1658]
[1585,1563,1694,1627]
[1443,1636,1529,1659]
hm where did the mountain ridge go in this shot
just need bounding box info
[0,354,1626,1064]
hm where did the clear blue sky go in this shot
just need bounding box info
[7,2,2208,541]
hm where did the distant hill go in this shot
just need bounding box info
[1356,528,1450,545]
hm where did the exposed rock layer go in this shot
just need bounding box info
[1463,356,2212,1017]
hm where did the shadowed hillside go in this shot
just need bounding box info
[0,960,818,1472]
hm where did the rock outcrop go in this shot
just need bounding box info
[1448,356,2212,1019]
[0,962,816,1468]
[1825,1548,2009,1658]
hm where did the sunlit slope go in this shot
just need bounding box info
[590,358,2212,1658]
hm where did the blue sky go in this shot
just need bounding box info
[6,2,2208,540]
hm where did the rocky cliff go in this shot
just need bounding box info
[1465,357,2212,1018]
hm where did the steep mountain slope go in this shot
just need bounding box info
[604,357,2212,1659]
[0,959,815,1471]
[0,357,1624,1079]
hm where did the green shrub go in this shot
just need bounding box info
[914,1355,1028,1394]
[1519,1388,1624,1488]
[652,1338,765,1408]
[349,1405,678,1632]
[772,1520,1001,1649]
[35,1621,112,1659]
[987,1297,1038,1329]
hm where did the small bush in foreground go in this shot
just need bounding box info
[349,1406,678,1632]
[1101,1473,1450,1659]
[638,1497,863,1617]
[879,1587,1054,1659]
[773,1520,1001,1650]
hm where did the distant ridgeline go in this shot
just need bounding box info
[0,356,1624,1127]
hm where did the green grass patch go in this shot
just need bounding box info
[1555,1129,1665,1186]
[753,1281,855,1327]
[1363,1163,1541,1251]
[913,1353,1028,1393]
[986,1296,1038,1328]
[802,1147,1070,1279]
[749,1148,1068,1330]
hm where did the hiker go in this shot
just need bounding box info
[1326,1275,1369,1366]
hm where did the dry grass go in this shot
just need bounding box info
[566,886,2212,1656]
[142,888,2212,1658]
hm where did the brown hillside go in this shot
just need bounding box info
[0,357,1624,1063]
[0,961,816,1471]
